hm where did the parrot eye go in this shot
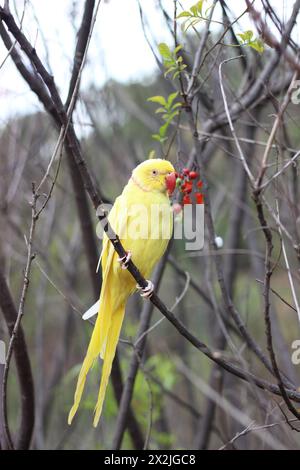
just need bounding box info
[151,169,158,176]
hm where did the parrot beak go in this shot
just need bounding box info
[165,172,176,196]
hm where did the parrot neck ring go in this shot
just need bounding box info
[130,174,151,192]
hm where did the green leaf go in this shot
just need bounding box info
[148,149,156,159]
[147,95,167,106]
[238,30,253,42]
[174,44,183,54]
[176,11,191,18]
[250,38,264,53]
[155,107,166,114]
[196,0,204,15]
[167,91,179,108]
[152,133,162,142]
[190,5,199,16]
[183,17,200,32]
[245,30,254,41]
[166,110,180,122]
[158,42,171,59]
[159,121,170,137]
[162,56,174,64]
[164,66,176,77]
[171,102,182,110]
[173,64,186,78]
[237,29,264,54]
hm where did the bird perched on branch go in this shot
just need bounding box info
[68,158,176,427]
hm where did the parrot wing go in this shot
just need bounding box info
[83,195,129,320]
[68,195,130,425]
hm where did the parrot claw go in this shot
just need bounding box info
[117,251,132,269]
[136,280,154,298]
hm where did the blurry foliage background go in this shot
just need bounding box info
[1,0,300,450]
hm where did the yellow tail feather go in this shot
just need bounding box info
[93,305,126,427]
[68,289,113,425]
[68,353,95,425]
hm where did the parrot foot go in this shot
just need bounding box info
[137,280,154,298]
[117,251,132,269]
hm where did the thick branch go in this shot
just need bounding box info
[0,266,35,450]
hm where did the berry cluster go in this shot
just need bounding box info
[175,168,204,206]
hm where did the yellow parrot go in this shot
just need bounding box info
[68,158,176,427]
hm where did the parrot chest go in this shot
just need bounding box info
[115,192,172,278]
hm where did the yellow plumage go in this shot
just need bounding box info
[68,159,175,427]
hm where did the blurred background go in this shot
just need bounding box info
[1,0,300,450]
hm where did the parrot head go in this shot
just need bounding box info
[131,159,176,196]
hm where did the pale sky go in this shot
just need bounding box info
[0,0,296,125]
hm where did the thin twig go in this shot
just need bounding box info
[276,202,300,324]
[2,185,38,449]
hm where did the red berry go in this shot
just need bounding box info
[189,171,199,179]
[197,180,203,188]
[182,181,193,193]
[195,193,204,204]
[183,168,190,176]
[183,195,192,205]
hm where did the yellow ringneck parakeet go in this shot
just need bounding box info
[68,159,176,427]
